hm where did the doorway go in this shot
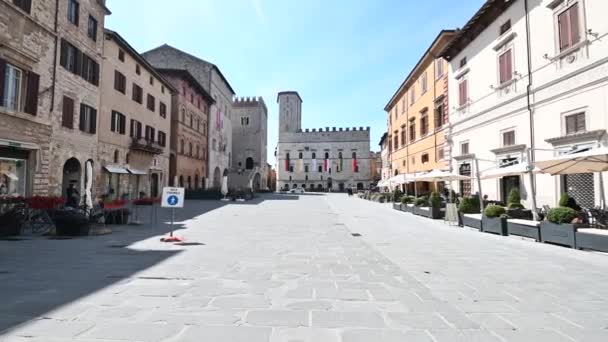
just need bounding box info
[501,176,520,205]
[151,173,159,197]
[62,158,81,198]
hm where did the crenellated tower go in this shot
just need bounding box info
[277,91,302,137]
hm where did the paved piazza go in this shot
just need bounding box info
[2,194,608,341]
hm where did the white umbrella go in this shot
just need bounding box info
[221,175,229,196]
[414,169,471,182]
[535,147,608,175]
[480,162,539,180]
[85,160,93,209]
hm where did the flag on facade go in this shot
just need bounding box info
[324,158,328,172]
[352,157,358,172]
[312,158,317,172]
[339,158,343,172]
[285,156,289,171]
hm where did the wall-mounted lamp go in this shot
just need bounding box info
[587,29,599,39]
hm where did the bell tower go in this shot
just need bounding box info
[277,91,302,137]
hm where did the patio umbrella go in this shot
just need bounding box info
[536,147,608,209]
[413,170,471,202]
[221,175,229,197]
[84,160,93,210]
[480,162,539,180]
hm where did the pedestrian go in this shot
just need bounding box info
[66,183,80,208]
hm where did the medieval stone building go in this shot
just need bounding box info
[276,91,372,192]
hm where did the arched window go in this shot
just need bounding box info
[189,143,193,156]
[394,169,399,176]
[190,114,193,127]
[338,152,343,159]
[125,153,130,164]
[181,108,186,122]
[352,152,357,159]
[180,140,185,154]
[312,153,316,159]
[245,157,254,170]
[196,145,200,158]
[298,152,303,159]
[113,150,119,163]
[187,176,192,189]
[286,153,290,159]
[179,175,184,187]
[325,152,329,159]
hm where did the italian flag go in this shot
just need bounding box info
[352,157,358,172]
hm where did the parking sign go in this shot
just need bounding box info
[161,187,185,208]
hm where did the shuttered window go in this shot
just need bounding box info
[24,71,39,115]
[130,119,142,138]
[498,49,513,84]
[409,119,416,141]
[62,96,74,128]
[158,131,166,147]
[147,94,155,112]
[558,3,581,52]
[159,102,167,118]
[145,125,155,142]
[565,113,585,134]
[458,79,468,106]
[12,0,32,13]
[79,104,97,134]
[68,0,79,26]
[420,111,429,136]
[132,83,143,103]
[0,60,38,115]
[114,71,126,94]
[111,111,126,134]
[81,55,99,86]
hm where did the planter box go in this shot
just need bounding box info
[482,216,508,236]
[413,206,428,217]
[393,203,402,211]
[507,219,541,241]
[539,221,576,248]
[402,204,414,213]
[461,213,483,230]
[576,229,608,252]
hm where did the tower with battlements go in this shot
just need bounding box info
[276,91,372,192]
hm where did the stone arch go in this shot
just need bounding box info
[62,157,81,200]
[223,169,229,177]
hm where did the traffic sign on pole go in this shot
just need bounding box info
[160,187,185,242]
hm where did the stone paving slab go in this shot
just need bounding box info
[1,195,608,341]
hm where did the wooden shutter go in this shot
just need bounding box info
[129,119,134,137]
[92,60,99,86]
[24,71,39,115]
[90,108,97,134]
[120,114,126,134]
[60,40,67,68]
[79,103,86,131]
[558,10,571,51]
[0,58,5,107]
[569,3,580,46]
[62,96,74,128]
[566,115,575,134]
[504,50,512,82]
[111,111,116,132]
[74,51,83,75]
[23,0,32,13]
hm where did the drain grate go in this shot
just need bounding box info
[351,233,362,237]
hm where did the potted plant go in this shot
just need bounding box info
[504,189,533,220]
[540,204,579,248]
[400,196,414,213]
[413,196,429,216]
[482,205,508,235]
[392,189,403,210]
[459,196,482,230]
[426,192,444,219]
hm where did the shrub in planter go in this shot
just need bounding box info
[401,196,414,204]
[414,197,427,207]
[484,204,506,218]
[429,192,441,208]
[546,207,578,224]
[459,197,480,214]
[53,208,90,236]
[378,195,386,203]
[507,189,524,209]
[391,189,403,203]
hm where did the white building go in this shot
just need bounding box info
[441,0,608,209]
[379,133,392,184]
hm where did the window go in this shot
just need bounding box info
[87,16,97,41]
[12,0,32,13]
[421,72,428,94]
[114,150,119,163]
[132,84,143,103]
[149,76,154,86]
[212,139,216,151]
[80,55,99,86]
[181,140,185,154]
[557,3,581,52]
[411,156,416,166]
[435,102,444,128]
[460,142,469,155]
[318,165,323,172]
[421,153,429,164]
[500,20,511,36]
[111,111,126,134]
[435,59,444,79]
[79,104,96,134]
[458,79,469,107]
[459,57,467,68]
[305,165,309,173]
[118,49,125,62]
[241,117,250,126]
[161,85,165,94]
[393,135,399,150]
[400,129,406,147]
[410,88,415,105]
[2,63,21,112]
[181,108,186,122]
[498,49,513,84]
[130,119,142,138]
[68,0,79,26]
[147,94,155,112]
[62,96,74,129]
[135,65,141,75]
[502,130,516,146]
[394,107,397,120]
[196,119,200,131]
[190,93,194,103]
[159,102,167,118]
[60,39,78,74]
[409,118,416,141]
[420,111,429,136]
[438,147,445,160]
[565,112,585,134]
[145,125,155,142]
[312,153,316,159]
[114,71,126,94]
[158,131,166,147]
[189,143,193,156]
[298,152,303,159]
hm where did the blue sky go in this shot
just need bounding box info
[106,0,484,164]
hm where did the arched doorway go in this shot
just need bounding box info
[223,169,229,177]
[187,176,192,190]
[357,183,364,190]
[151,174,159,197]
[252,173,261,192]
[338,183,345,192]
[327,177,333,191]
[62,158,81,199]
[245,157,254,170]
[213,167,221,189]
[194,174,199,190]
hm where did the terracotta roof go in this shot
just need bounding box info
[440,0,517,61]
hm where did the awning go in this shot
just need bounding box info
[480,162,538,180]
[535,147,608,175]
[128,168,148,175]
[414,169,472,182]
[389,174,413,185]
[104,165,129,174]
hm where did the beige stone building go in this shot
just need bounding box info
[1,0,110,199]
[156,68,214,190]
[97,30,175,199]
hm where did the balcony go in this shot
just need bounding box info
[130,138,163,154]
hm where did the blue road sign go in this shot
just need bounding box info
[167,195,179,206]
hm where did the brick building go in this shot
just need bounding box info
[1,0,110,199]
[97,30,175,200]
[156,68,215,190]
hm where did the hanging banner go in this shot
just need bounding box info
[324,158,328,172]
[312,159,317,172]
[339,158,343,172]
[353,158,358,172]
[285,157,289,172]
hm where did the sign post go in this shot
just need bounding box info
[160,187,185,242]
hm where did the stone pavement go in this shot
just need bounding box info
[1,193,608,341]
